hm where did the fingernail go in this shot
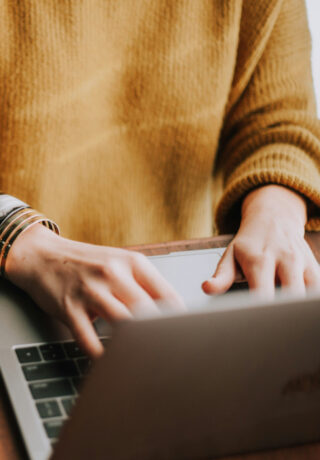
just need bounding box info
[202,280,212,292]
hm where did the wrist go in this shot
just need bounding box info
[5,223,61,290]
[241,185,307,228]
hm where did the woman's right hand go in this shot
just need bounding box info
[5,224,185,358]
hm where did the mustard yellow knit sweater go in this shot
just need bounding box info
[0,0,319,246]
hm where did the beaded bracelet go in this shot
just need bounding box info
[0,208,59,278]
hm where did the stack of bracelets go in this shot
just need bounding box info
[0,194,59,278]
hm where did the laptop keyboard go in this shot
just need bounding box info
[14,337,109,443]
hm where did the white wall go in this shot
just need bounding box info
[305,0,320,115]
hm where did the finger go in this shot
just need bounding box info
[202,245,237,295]
[241,256,276,298]
[132,257,186,311]
[276,261,306,295]
[300,240,320,289]
[68,309,104,359]
[304,264,320,289]
[83,281,133,322]
[111,275,161,317]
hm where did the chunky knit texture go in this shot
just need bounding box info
[0,0,319,246]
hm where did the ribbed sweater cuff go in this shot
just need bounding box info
[215,144,320,233]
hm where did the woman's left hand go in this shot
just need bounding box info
[202,184,320,297]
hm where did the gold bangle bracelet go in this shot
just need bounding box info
[0,217,44,277]
[0,217,60,278]
[0,208,33,240]
[0,208,60,278]
[0,211,43,248]
[0,213,44,262]
[0,208,59,245]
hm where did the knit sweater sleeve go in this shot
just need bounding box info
[214,0,320,234]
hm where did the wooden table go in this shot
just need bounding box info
[1,233,320,460]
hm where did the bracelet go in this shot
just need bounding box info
[0,206,29,228]
[0,208,36,240]
[0,213,45,255]
[0,208,60,278]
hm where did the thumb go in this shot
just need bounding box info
[202,245,237,294]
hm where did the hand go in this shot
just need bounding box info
[202,185,320,297]
[5,225,185,358]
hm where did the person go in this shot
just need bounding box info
[0,0,319,359]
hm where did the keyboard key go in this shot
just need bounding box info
[29,380,75,399]
[39,344,65,361]
[15,347,41,363]
[22,361,79,381]
[77,358,91,375]
[63,341,85,359]
[44,420,64,439]
[61,397,76,416]
[36,400,61,419]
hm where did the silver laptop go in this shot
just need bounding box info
[52,288,320,460]
[0,247,319,460]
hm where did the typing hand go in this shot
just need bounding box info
[5,226,185,358]
[202,185,320,297]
